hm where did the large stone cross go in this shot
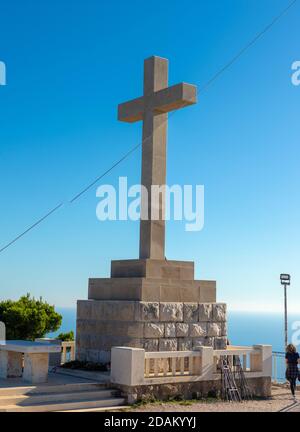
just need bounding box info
[118,56,197,260]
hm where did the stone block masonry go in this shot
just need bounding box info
[76,300,227,363]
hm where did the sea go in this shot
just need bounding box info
[49,308,300,353]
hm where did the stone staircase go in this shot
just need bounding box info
[0,381,128,412]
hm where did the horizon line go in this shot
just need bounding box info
[54,304,300,315]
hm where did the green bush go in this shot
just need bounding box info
[0,294,62,340]
[56,331,74,341]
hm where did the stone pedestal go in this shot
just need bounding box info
[76,259,227,363]
[23,353,49,384]
[0,351,23,378]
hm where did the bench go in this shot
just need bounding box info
[0,340,61,384]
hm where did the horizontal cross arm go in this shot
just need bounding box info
[153,83,197,114]
[118,83,197,123]
[118,96,144,123]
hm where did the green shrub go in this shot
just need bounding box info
[0,294,62,340]
[56,331,74,341]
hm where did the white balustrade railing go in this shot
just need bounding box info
[111,345,272,387]
[36,338,76,365]
[213,345,265,376]
[144,350,202,379]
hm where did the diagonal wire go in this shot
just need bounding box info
[0,0,298,255]
[69,141,142,203]
[199,0,298,93]
[0,203,64,254]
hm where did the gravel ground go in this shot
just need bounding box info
[129,385,300,412]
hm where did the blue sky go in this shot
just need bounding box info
[0,0,299,312]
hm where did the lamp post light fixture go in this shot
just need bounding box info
[280,274,291,350]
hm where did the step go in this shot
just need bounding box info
[0,381,107,397]
[0,389,118,406]
[58,405,130,412]
[55,368,110,383]
[1,397,126,412]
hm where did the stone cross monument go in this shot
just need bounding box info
[76,57,227,363]
[118,56,196,260]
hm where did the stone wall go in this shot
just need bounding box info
[115,377,272,404]
[76,300,227,363]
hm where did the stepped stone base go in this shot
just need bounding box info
[111,259,195,280]
[76,259,227,362]
[88,278,216,302]
[88,260,216,303]
[76,300,227,363]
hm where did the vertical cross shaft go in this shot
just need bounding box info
[140,57,168,260]
[118,56,197,261]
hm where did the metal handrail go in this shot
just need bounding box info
[272,351,286,384]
